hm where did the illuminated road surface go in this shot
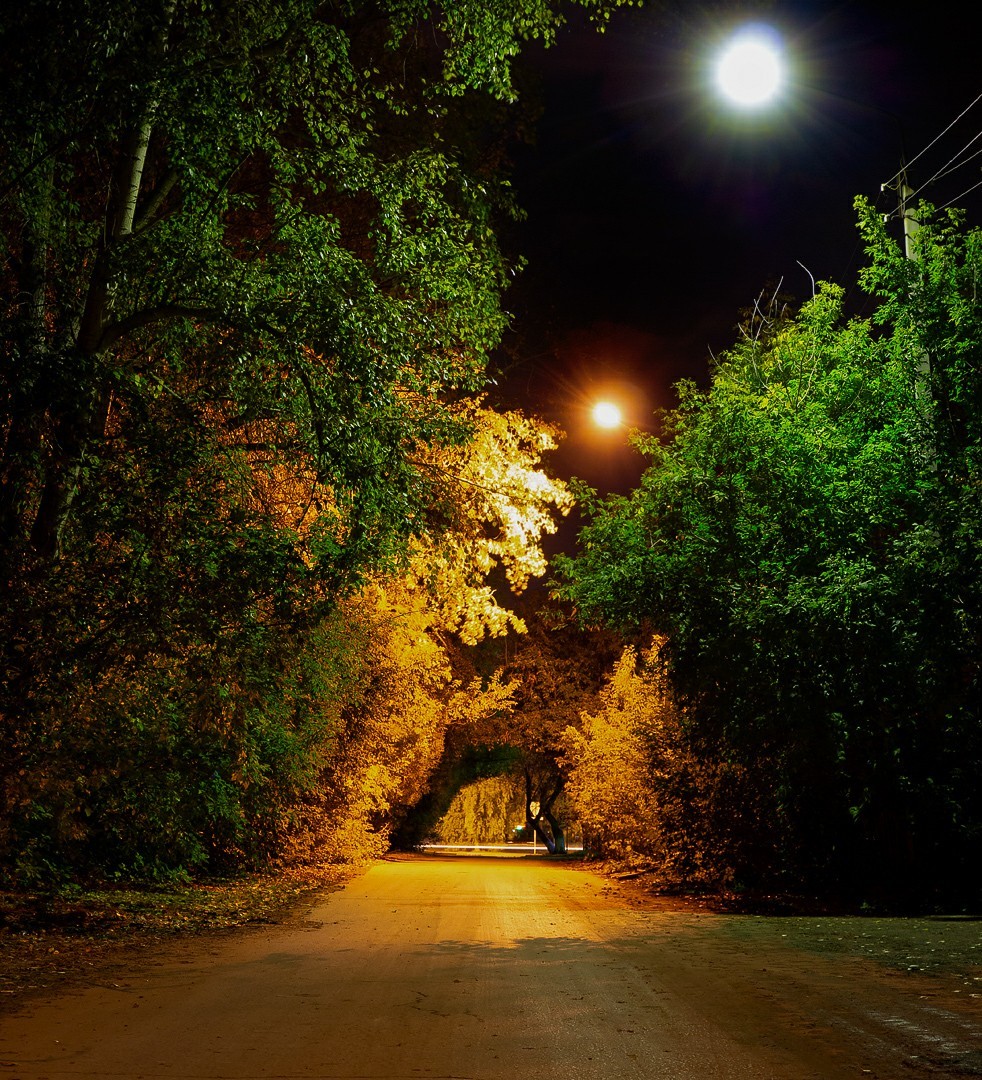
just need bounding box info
[3,855,981,1078]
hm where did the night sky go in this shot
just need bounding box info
[494,2,982,507]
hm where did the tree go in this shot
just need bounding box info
[0,0,625,882]
[557,201,982,901]
[0,0,559,569]
[284,579,516,865]
[289,403,571,863]
[564,639,767,885]
[0,395,569,879]
[432,774,526,845]
[406,402,573,643]
[463,611,623,853]
[563,644,663,865]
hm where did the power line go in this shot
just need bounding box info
[935,175,982,214]
[933,143,982,184]
[904,127,982,203]
[882,90,982,191]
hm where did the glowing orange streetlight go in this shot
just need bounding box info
[591,400,623,430]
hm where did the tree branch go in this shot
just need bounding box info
[97,303,219,350]
[133,167,179,233]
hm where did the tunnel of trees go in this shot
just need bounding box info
[3,1,982,908]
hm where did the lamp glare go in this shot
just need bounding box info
[716,31,783,107]
[592,401,622,429]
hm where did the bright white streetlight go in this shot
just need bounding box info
[592,401,623,429]
[715,27,784,108]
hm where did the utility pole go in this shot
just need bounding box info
[895,175,936,465]
[901,180,921,261]
[898,178,932,393]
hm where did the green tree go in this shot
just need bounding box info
[1,0,586,568]
[0,0,626,882]
[557,201,982,902]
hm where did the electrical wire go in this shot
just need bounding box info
[882,90,982,191]
[935,175,982,213]
[902,127,982,204]
[932,143,982,184]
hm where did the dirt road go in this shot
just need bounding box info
[2,854,981,1079]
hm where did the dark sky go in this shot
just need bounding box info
[493,2,982,505]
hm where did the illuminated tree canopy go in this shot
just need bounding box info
[0,0,624,882]
[557,201,982,900]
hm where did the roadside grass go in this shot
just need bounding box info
[720,912,982,985]
[592,862,982,990]
[0,864,361,1008]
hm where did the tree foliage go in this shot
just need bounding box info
[0,0,602,571]
[557,200,982,902]
[433,775,526,845]
[0,0,614,882]
[405,404,572,643]
[281,578,517,866]
[564,639,769,886]
[461,613,622,853]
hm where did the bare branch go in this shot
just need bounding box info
[797,260,817,298]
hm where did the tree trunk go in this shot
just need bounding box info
[524,767,565,854]
[524,768,554,853]
[543,808,567,855]
[0,154,55,549]
[527,811,556,854]
[28,378,100,559]
[540,776,566,855]
[26,4,176,561]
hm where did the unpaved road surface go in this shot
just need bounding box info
[2,854,981,1079]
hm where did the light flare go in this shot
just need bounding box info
[716,27,784,108]
[592,401,623,429]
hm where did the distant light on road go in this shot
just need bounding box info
[420,843,584,855]
[592,401,623,429]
